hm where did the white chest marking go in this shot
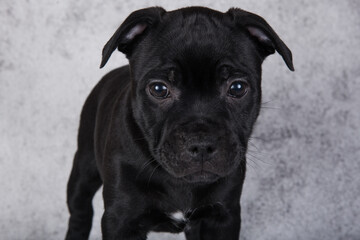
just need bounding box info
[170,211,185,221]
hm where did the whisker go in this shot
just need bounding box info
[133,137,147,142]
[260,106,281,110]
[261,98,280,110]
[136,158,156,180]
[246,160,257,171]
[247,149,266,158]
[248,140,261,151]
[147,165,160,189]
[261,99,277,104]
[250,136,267,142]
[248,157,262,169]
[261,99,278,105]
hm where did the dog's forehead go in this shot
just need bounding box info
[164,7,227,33]
[158,9,232,57]
[131,8,258,82]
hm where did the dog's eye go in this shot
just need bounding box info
[149,82,169,99]
[227,81,248,98]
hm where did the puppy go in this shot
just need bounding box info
[65,6,294,240]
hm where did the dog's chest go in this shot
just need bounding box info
[170,211,185,221]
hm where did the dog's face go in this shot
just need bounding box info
[130,12,263,182]
[100,7,294,183]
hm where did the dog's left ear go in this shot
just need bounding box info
[100,7,166,68]
[227,8,294,71]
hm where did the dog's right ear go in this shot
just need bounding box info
[227,8,294,71]
[100,7,165,68]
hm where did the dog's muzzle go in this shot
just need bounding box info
[158,120,240,182]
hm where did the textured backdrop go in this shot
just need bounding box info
[1,0,359,239]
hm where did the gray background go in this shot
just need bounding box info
[1,0,359,239]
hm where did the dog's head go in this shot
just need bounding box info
[100,7,294,183]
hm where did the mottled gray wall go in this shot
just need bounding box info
[1,0,359,239]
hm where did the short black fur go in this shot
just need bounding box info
[66,6,293,240]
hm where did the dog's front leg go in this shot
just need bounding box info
[184,203,241,240]
[100,178,149,240]
[101,207,148,240]
[101,205,186,240]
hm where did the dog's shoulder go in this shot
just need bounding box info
[97,65,131,93]
[89,65,131,106]
[80,65,131,128]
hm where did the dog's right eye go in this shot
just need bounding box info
[227,81,248,98]
[149,82,170,99]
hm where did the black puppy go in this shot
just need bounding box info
[65,6,294,240]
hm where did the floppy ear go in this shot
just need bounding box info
[227,8,294,71]
[100,7,166,68]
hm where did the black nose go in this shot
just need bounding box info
[187,142,217,159]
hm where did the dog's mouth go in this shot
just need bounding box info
[157,140,242,183]
[156,126,242,183]
[182,170,219,183]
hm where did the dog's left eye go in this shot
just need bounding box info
[227,81,248,98]
[149,82,170,99]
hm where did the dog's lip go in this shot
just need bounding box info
[182,170,219,182]
[187,170,216,176]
